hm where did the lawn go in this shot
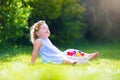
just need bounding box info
[0,41,120,80]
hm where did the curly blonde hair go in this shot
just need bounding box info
[30,20,45,44]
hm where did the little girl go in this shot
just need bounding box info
[30,20,99,65]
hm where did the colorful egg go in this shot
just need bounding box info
[70,52,74,56]
[76,52,81,56]
[67,52,71,55]
[72,51,76,56]
[67,52,73,56]
[81,52,85,56]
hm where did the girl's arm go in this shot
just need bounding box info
[31,39,42,64]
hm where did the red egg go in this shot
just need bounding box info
[81,52,85,56]
[67,52,70,55]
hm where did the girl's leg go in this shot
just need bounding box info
[88,52,99,60]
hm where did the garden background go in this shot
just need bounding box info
[0,0,120,80]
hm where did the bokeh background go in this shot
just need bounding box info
[0,1,120,80]
[0,0,120,46]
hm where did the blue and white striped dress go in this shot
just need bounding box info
[39,38,90,64]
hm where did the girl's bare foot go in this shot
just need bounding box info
[89,52,99,60]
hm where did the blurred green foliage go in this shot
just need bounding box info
[0,0,31,45]
[82,0,120,41]
[0,0,85,46]
[28,0,86,44]
[1,0,119,46]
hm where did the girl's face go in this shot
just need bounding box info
[36,23,50,38]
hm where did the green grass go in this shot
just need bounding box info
[0,41,120,80]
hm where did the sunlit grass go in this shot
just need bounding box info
[0,41,120,80]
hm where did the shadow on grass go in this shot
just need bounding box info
[0,41,120,63]
[0,45,32,62]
